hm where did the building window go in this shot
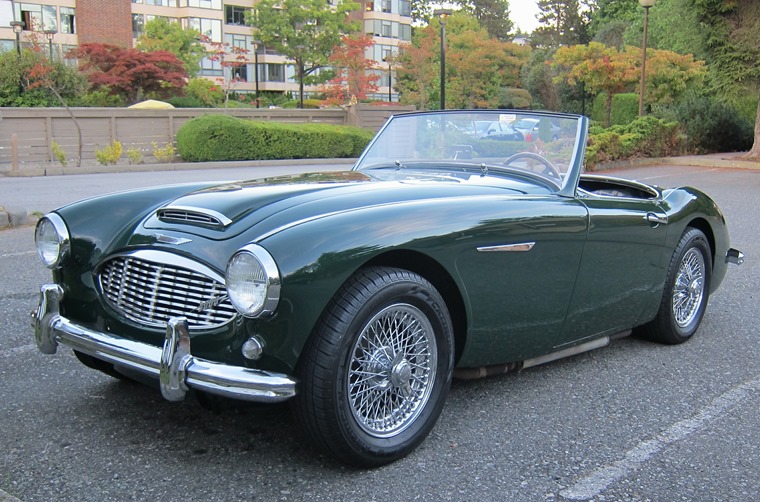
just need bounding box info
[230,65,247,82]
[400,24,411,41]
[399,0,411,17]
[60,7,75,34]
[225,5,248,25]
[381,0,391,13]
[266,64,284,82]
[19,3,57,31]
[132,14,145,38]
[200,56,222,76]
[145,0,177,6]
[187,17,221,42]
[188,0,222,9]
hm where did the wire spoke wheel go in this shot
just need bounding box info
[293,267,454,467]
[348,304,437,438]
[672,248,706,328]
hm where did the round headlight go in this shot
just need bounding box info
[225,244,280,317]
[35,214,70,269]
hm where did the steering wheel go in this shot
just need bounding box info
[503,152,561,180]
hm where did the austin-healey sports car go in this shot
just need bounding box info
[32,110,743,467]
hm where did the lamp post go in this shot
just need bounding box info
[638,0,656,116]
[432,8,452,110]
[11,21,25,59]
[44,29,57,60]
[252,40,261,108]
[382,56,392,102]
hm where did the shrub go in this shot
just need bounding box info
[126,146,144,165]
[591,93,639,126]
[183,77,224,107]
[51,141,67,167]
[95,140,123,165]
[668,96,753,153]
[175,114,374,162]
[152,141,177,163]
[585,116,681,169]
[165,96,207,108]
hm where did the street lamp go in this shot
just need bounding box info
[382,56,392,102]
[638,0,656,116]
[44,29,57,60]
[433,8,452,110]
[252,40,261,108]
[10,21,25,59]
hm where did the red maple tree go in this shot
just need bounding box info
[322,35,380,106]
[72,43,188,104]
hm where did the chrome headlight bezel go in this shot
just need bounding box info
[35,213,70,269]
[225,244,281,318]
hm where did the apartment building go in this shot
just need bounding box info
[0,0,412,101]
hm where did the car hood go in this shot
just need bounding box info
[140,170,531,242]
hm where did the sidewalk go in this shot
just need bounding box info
[1,153,758,230]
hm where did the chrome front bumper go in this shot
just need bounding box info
[32,284,297,403]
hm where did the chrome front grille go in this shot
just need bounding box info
[99,254,236,329]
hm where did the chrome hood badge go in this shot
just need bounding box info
[155,234,192,245]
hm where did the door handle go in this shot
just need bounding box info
[645,213,668,226]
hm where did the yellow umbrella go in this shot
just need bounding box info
[128,99,175,109]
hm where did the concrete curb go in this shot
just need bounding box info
[0,206,31,230]
[594,153,760,171]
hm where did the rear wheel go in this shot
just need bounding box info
[641,228,712,344]
[293,267,454,467]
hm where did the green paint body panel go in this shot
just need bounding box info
[49,159,736,377]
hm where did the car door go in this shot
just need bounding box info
[454,195,589,366]
[559,195,669,346]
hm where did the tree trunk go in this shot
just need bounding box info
[605,93,613,128]
[742,98,760,161]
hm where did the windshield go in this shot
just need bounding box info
[354,111,585,192]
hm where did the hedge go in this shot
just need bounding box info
[590,93,639,126]
[176,114,375,162]
[585,115,681,169]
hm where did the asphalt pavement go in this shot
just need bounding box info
[1,162,759,501]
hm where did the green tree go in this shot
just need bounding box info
[136,17,205,75]
[0,49,86,108]
[533,0,589,47]
[553,42,705,126]
[251,0,358,108]
[452,0,514,40]
[395,12,529,110]
[552,42,638,126]
[586,0,637,39]
[691,0,760,158]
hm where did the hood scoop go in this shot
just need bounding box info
[156,206,233,228]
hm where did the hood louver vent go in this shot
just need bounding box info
[156,206,232,228]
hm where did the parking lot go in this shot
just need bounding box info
[1,162,758,501]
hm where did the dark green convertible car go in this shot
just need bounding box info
[32,110,743,467]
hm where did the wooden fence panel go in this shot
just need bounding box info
[0,105,413,174]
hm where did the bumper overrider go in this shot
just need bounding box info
[32,284,297,403]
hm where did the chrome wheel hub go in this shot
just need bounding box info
[672,248,706,328]
[347,303,437,438]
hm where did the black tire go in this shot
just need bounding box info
[292,267,455,467]
[641,228,712,344]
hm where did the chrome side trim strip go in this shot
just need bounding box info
[477,242,536,253]
[32,284,297,403]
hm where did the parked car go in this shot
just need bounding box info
[473,120,524,141]
[32,110,743,467]
[512,117,562,141]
